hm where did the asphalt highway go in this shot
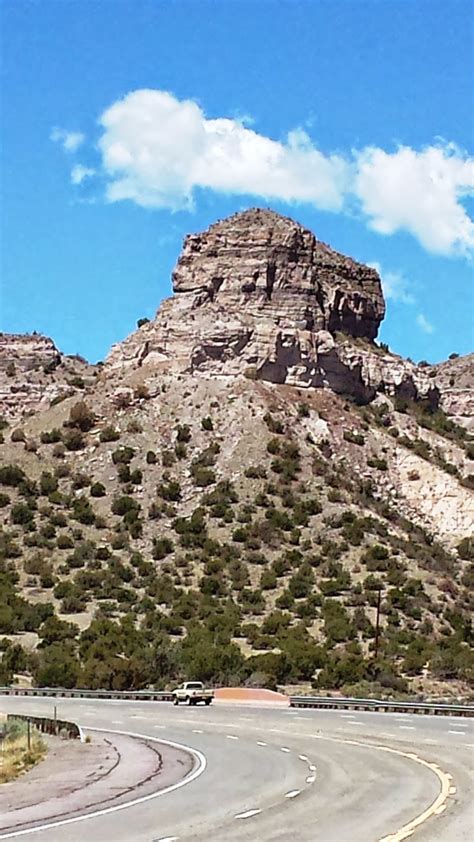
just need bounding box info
[0,695,472,842]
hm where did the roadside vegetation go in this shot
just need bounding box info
[0,391,472,698]
[0,718,46,783]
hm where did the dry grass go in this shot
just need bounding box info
[0,719,47,784]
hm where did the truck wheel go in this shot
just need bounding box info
[205,698,212,705]
[186,696,191,705]
[173,696,179,706]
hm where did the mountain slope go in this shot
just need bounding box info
[0,210,472,697]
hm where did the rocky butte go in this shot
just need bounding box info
[0,207,473,700]
[106,209,437,406]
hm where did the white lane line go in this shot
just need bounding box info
[448,730,464,735]
[285,790,301,799]
[156,837,179,841]
[298,754,308,761]
[226,734,239,740]
[192,729,203,734]
[153,724,166,729]
[111,720,123,725]
[306,775,316,784]
[235,809,262,820]
[0,729,206,840]
[309,764,316,771]
[280,747,291,753]
[348,721,364,725]
[340,714,356,719]
[257,741,267,746]
[399,726,415,730]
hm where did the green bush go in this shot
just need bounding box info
[40,428,62,444]
[111,496,140,517]
[90,482,106,498]
[100,426,121,442]
[112,446,135,465]
[63,429,86,451]
[343,429,365,446]
[0,465,26,487]
[152,537,174,559]
[176,424,192,443]
[67,401,95,432]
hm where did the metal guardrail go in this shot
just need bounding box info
[7,713,83,741]
[1,687,472,717]
[289,695,474,717]
[0,686,174,702]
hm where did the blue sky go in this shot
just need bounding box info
[1,0,473,363]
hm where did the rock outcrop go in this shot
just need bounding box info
[429,354,474,431]
[0,333,94,424]
[106,209,437,405]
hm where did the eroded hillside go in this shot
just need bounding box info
[0,210,472,697]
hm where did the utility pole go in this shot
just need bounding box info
[374,588,382,660]
[27,718,31,751]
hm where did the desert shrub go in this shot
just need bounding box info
[11,428,26,443]
[322,600,354,644]
[100,426,120,443]
[158,480,181,501]
[367,456,388,471]
[62,430,85,451]
[90,482,106,498]
[201,417,213,431]
[264,413,284,434]
[298,403,310,418]
[40,428,62,444]
[146,450,157,464]
[39,472,58,496]
[245,465,267,479]
[0,465,26,487]
[71,497,95,525]
[57,534,74,549]
[176,424,192,443]
[458,537,474,560]
[151,537,174,560]
[67,401,95,432]
[116,464,131,483]
[111,496,140,517]
[11,503,35,527]
[112,446,135,465]
[0,492,10,508]
[343,429,365,445]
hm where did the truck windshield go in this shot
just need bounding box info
[187,683,203,689]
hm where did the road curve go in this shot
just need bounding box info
[0,695,472,842]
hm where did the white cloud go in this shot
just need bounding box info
[50,127,85,153]
[60,88,473,258]
[354,144,474,257]
[416,313,435,334]
[368,262,415,305]
[71,164,96,185]
[98,90,350,211]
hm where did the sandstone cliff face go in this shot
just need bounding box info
[106,209,437,406]
[0,333,94,424]
[429,354,474,431]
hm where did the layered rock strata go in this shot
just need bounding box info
[106,209,437,405]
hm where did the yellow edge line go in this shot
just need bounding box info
[310,734,452,842]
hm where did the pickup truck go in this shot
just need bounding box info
[172,681,214,706]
